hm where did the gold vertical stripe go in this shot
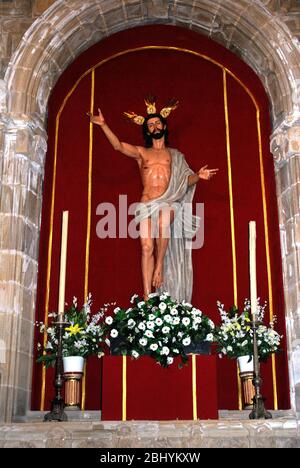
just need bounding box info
[81,69,95,411]
[223,69,242,410]
[236,362,243,410]
[192,355,198,420]
[256,110,278,409]
[271,354,278,409]
[122,355,127,421]
[223,69,238,306]
[84,69,95,301]
[40,115,60,410]
[81,360,87,410]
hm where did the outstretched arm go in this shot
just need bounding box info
[188,165,219,186]
[87,108,141,160]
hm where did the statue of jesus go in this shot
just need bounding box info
[88,97,218,302]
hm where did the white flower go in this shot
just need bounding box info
[110,329,119,338]
[164,314,172,323]
[161,346,170,355]
[159,302,167,311]
[162,326,170,334]
[172,317,180,325]
[182,317,190,326]
[150,343,158,351]
[170,308,178,315]
[148,314,156,321]
[206,333,214,342]
[227,345,233,351]
[105,316,113,325]
[139,338,147,346]
[138,301,145,308]
[132,350,139,359]
[138,322,146,331]
[130,294,138,303]
[160,292,169,300]
[155,318,163,326]
[167,357,174,365]
[145,330,154,338]
[182,337,191,346]
[127,319,136,328]
[113,307,121,314]
[146,321,155,330]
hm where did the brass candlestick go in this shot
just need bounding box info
[44,315,69,422]
[249,318,272,419]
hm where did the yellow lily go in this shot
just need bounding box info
[65,323,83,336]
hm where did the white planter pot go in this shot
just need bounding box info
[237,355,254,373]
[63,356,84,374]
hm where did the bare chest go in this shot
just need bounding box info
[140,149,171,170]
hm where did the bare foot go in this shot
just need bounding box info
[152,266,163,289]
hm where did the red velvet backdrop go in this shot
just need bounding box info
[32,25,290,412]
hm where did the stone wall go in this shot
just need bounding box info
[0,1,56,78]
[0,0,300,422]
[0,419,299,448]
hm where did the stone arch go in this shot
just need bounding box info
[5,0,300,127]
[1,0,300,421]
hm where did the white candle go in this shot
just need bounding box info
[58,211,69,317]
[249,221,257,321]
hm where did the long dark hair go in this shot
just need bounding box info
[142,113,169,148]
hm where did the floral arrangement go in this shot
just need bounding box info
[214,299,282,361]
[103,292,215,367]
[36,294,106,368]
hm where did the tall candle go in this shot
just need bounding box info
[249,221,257,321]
[58,211,69,319]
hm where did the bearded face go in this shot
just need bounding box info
[147,117,166,141]
[142,114,169,147]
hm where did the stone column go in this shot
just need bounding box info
[271,124,300,414]
[0,114,47,422]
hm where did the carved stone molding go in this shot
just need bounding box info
[271,124,300,167]
[1,0,300,127]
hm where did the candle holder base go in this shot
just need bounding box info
[249,395,272,420]
[44,396,68,422]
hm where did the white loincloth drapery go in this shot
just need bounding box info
[135,148,200,302]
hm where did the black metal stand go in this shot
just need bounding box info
[249,319,272,419]
[44,316,69,422]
